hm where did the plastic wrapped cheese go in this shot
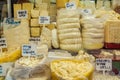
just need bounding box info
[83,38,104,43]
[52,29,59,48]
[58,28,80,34]
[60,44,82,52]
[61,38,82,44]
[82,32,104,38]
[59,32,81,40]
[57,9,79,19]
[82,28,104,33]
[57,23,80,30]
[57,18,79,24]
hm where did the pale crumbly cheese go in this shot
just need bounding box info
[30,19,39,27]
[51,60,94,80]
[4,19,30,48]
[30,27,40,37]
[31,9,39,18]
[13,4,22,18]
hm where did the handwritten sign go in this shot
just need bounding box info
[66,2,76,10]
[39,16,50,24]
[22,44,37,56]
[0,38,7,48]
[96,58,112,71]
[17,10,28,19]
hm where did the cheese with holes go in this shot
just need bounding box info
[14,4,22,18]
[30,19,39,27]
[30,27,40,37]
[31,9,39,18]
[52,29,59,48]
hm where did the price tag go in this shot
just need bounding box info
[22,44,37,56]
[39,16,50,24]
[81,9,92,15]
[0,38,7,48]
[29,37,40,45]
[96,58,112,71]
[29,37,40,42]
[17,10,28,19]
[0,64,8,76]
[65,2,76,10]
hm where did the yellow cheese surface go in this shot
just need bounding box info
[13,4,22,18]
[56,0,69,8]
[51,59,94,80]
[30,27,40,37]
[105,20,120,43]
[31,9,39,18]
[22,3,33,12]
[30,19,39,27]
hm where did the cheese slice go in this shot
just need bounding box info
[30,19,39,27]
[13,4,22,18]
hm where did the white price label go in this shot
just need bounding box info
[39,16,50,24]
[96,58,112,71]
[22,44,37,56]
[66,2,76,10]
[0,38,7,48]
[17,10,28,19]
[81,9,92,15]
[0,64,8,76]
[29,37,40,42]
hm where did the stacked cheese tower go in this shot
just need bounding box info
[57,9,82,53]
[81,17,104,50]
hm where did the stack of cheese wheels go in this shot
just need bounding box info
[57,9,82,53]
[81,17,104,50]
[51,59,94,80]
